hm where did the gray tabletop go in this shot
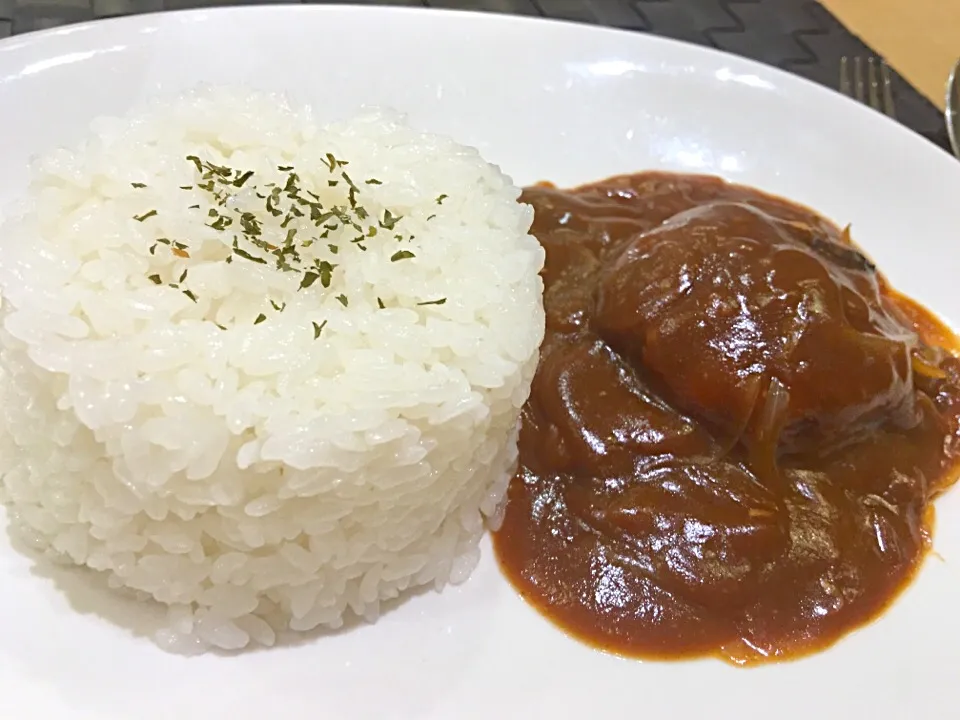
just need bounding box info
[0,0,950,151]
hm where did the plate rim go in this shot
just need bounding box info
[0,4,955,172]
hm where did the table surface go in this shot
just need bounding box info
[0,0,953,151]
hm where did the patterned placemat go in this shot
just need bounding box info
[0,0,950,152]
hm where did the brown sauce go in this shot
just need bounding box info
[492,172,960,665]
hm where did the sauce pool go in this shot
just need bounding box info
[492,172,960,665]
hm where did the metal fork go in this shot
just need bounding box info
[839,56,897,119]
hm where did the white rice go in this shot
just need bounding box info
[0,87,545,654]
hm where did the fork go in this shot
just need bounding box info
[839,57,897,118]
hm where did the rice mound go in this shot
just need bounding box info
[0,88,545,654]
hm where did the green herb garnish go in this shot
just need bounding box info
[210,215,232,231]
[380,210,401,230]
[233,170,255,188]
[317,260,336,288]
[234,246,267,264]
[141,154,443,336]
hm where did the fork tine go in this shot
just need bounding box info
[868,58,881,111]
[840,56,897,119]
[880,61,897,119]
[854,57,866,103]
[839,56,852,96]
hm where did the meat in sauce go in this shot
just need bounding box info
[492,172,960,665]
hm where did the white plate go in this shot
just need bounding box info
[1,6,959,720]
